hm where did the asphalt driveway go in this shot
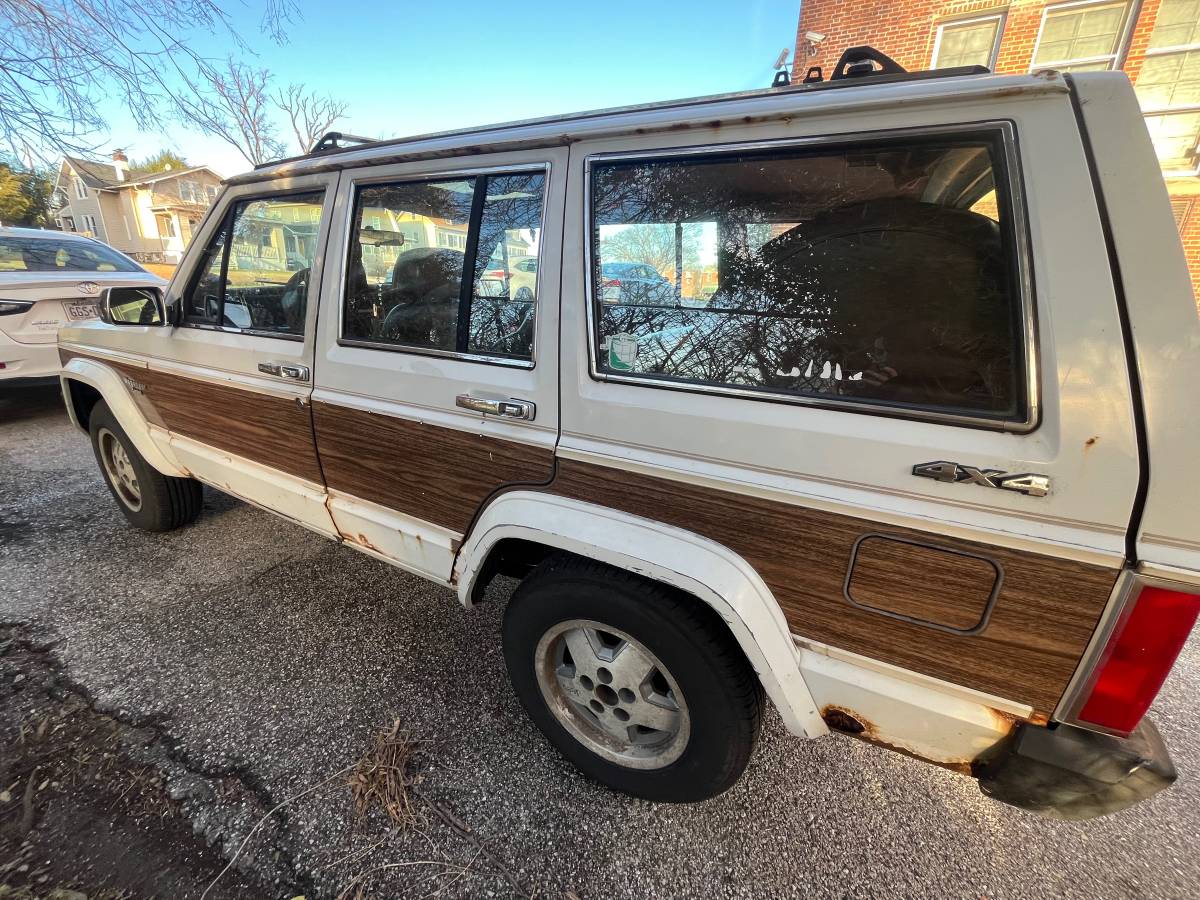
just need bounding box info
[1,383,1197,899]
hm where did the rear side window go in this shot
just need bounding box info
[342,171,546,362]
[0,236,141,272]
[184,191,325,336]
[589,132,1029,424]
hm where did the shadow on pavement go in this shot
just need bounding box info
[0,383,66,424]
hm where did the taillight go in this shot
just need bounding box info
[0,299,34,315]
[601,279,622,303]
[1075,583,1200,735]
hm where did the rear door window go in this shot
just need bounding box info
[342,171,546,363]
[589,131,1029,425]
[184,191,325,336]
[0,236,141,272]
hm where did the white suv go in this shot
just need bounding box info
[56,53,1200,820]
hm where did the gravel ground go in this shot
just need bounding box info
[1,383,1198,899]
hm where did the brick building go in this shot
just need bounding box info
[792,0,1200,301]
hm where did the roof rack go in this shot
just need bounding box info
[247,46,993,175]
[787,45,988,89]
[311,131,378,154]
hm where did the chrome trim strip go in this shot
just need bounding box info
[58,341,150,368]
[581,120,1040,434]
[178,322,304,342]
[334,161,551,368]
[336,338,535,369]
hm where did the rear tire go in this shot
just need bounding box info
[89,400,203,532]
[503,554,762,802]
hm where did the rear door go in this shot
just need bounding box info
[122,174,339,533]
[556,76,1140,720]
[312,150,565,581]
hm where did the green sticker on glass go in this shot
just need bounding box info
[608,333,638,371]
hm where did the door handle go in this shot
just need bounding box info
[456,394,536,420]
[258,362,310,382]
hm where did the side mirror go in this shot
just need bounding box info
[101,286,165,327]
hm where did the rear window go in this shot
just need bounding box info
[589,130,1029,425]
[342,171,546,363]
[0,236,142,272]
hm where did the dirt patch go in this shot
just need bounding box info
[0,627,264,899]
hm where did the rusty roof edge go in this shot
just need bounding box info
[224,73,1074,187]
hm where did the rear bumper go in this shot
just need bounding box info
[0,330,59,382]
[974,718,1176,820]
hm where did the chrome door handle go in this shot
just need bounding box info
[456,394,536,420]
[258,362,310,382]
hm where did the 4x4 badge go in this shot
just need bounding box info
[912,461,1050,497]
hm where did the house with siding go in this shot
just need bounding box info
[792,0,1200,303]
[52,150,224,263]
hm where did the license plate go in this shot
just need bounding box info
[66,302,98,321]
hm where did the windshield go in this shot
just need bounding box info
[0,236,143,273]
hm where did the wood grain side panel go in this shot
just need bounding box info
[139,369,323,483]
[64,350,322,483]
[548,460,1118,715]
[312,401,555,534]
[846,536,999,632]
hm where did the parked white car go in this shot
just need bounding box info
[56,50,1200,820]
[0,227,164,385]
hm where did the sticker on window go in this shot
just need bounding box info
[607,333,638,371]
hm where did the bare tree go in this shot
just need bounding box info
[276,84,348,153]
[0,1,297,162]
[600,223,702,274]
[183,57,286,167]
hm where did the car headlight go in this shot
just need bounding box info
[0,300,34,316]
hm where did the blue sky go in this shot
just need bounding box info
[96,0,798,176]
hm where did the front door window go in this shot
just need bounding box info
[184,191,325,336]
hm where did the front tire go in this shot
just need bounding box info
[89,401,203,532]
[503,555,762,802]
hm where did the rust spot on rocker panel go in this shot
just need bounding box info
[987,707,1021,731]
[987,706,1049,729]
[821,706,866,734]
[343,532,379,552]
[820,704,1023,777]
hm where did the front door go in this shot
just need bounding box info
[129,174,339,534]
[311,150,567,581]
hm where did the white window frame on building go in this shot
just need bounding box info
[73,176,87,199]
[1136,0,1200,176]
[81,214,98,235]
[1029,0,1137,72]
[931,12,1007,71]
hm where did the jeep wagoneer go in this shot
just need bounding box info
[57,49,1200,819]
